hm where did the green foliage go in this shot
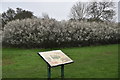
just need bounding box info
[2,8,16,29]
[14,10,33,20]
[2,8,34,29]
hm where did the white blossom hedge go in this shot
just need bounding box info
[3,18,120,48]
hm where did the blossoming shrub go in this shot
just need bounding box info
[3,18,119,48]
[62,20,119,47]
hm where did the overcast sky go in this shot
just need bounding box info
[0,0,120,21]
[0,2,75,21]
[118,1,120,22]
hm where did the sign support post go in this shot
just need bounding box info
[61,65,64,78]
[47,64,64,79]
[48,65,51,78]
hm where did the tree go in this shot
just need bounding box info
[14,8,34,20]
[42,13,49,19]
[2,8,34,29]
[87,2,115,21]
[2,8,16,28]
[14,10,33,20]
[16,8,23,13]
[70,1,115,22]
[70,2,88,20]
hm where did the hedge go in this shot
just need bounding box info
[2,18,120,48]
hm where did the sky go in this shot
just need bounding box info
[0,0,120,21]
[0,2,75,21]
[118,1,120,22]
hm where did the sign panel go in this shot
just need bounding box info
[38,50,73,67]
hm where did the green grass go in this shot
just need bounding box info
[2,44,118,78]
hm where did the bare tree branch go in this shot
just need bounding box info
[69,1,116,22]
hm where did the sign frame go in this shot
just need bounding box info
[37,50,74,67]
[37,50,74,78]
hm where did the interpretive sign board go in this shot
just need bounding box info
[38,50,73,67]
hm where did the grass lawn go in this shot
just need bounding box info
[2,44,118,78]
